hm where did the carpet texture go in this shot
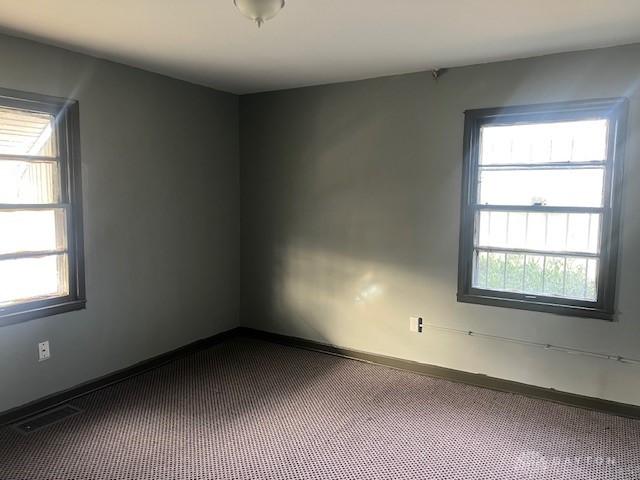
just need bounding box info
[1,338,639,479]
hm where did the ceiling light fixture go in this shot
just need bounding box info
[234,0,286,28]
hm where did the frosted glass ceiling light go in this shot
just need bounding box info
[234,0,286,27]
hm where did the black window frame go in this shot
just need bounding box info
[457,98,628,320]
[0,87,85,327]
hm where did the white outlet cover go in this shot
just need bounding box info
[38,341,50,362]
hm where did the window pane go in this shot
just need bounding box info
[0,254,68,306]
[586,259,598,300]
[477,211,508,247]
[0,106,57,157]
[565,258,588,299]
[473,249,597,301]
[480,119,608,165]
[474,251,488,287]
[543,256,566,297]
[504,253,525,291]
[478,168,604,207]
[0,209,66,255]
[524,255,544,293]
[477,211,600,254]
[487,252,506,290]
[567,213,600,253]
[0,160,60,203]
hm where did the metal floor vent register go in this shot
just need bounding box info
[12,405,83,434]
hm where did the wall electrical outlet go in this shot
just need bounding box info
[409,316,423,333]
[38,341,51,362]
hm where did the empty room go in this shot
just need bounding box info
[1,1,639,479]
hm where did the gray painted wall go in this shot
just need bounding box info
[240,43,640,406]
[2,33,638,414]
[0,34,240,412]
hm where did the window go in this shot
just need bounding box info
[457,99,628,319]
[0,88,85,326]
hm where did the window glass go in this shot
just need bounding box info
[0,106,58,157]
[479,120,608,165]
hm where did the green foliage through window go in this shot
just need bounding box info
[474,250,597,300]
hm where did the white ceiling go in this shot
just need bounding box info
[0,0,639,94]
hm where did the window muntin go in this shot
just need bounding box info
[0,90,85,325]
[458,99,627,319]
